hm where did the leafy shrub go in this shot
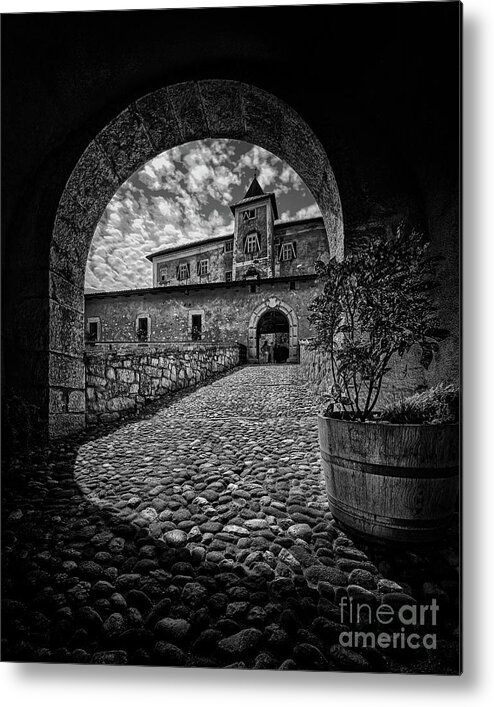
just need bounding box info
[380,383,459,424]
[309,224,449,421]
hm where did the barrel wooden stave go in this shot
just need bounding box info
[317,414,459,544]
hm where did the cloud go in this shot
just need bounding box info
[294,204,322,219]
[85,138,319,291]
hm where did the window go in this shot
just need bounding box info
[177,263,190,280]
[280,242,297,261]
[242,208,256,221]
[289,280,296,290]
[197,259,209,276]
[137,317,149,341]
[226,271,232,282]
[191,314,202,341]
[159,265,168,283]
[244,232,260,255]
[86,317,100,343]
[224,240,234,252]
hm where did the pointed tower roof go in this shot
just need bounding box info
[230,173,278,219]
[244,175,265,199]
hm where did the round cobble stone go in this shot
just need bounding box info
[2,365,458,674]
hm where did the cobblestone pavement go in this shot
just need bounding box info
[2,365,460,672]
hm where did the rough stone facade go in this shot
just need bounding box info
[84,343,243,425]
[152,235,235,288]
[85,178,332,376]
[85,277,319,358]
[148,218,328,287]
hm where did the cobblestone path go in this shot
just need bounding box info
[2,365,460,672]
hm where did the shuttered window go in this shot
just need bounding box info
[244,232,260,254]
[196,259,209,276]
[279,242,297,261]
[176,263,190,280]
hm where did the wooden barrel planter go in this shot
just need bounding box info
[317,414,459,544]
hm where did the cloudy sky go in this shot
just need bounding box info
[85,138,321,292]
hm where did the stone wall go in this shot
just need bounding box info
[84,344,244,425]
[84,278,320,353]
[299,340,429,410]
[152,218,328,287]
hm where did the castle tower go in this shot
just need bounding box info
[230,174,279,281]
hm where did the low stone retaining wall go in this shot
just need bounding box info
[85,344,244,425]
[299,340,427,408]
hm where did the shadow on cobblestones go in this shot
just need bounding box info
[2,365,460,673]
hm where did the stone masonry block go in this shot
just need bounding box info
[134,87,183,155]
[49,412,85,438]
[117,368,135,383]
[167,82,209,143]
[49,388,67,414]
[49,271,85,314]
[62,140,121,227]
[242,84,284,161]
[49,352,85,388]
[68,389,86,413]
[49,300,84,356]
[106,397,136,413]
[198,80,245,139]
[97,105,155,182]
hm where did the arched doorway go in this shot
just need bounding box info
[248,297,299,363]
[48,80,343,436]
[257,310,290,364]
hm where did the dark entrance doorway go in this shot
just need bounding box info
[257,309,289,363]
[191,314,202,341]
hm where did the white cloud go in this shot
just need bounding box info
[85,138,319,291]
[294,204,322,219]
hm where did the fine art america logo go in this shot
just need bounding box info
[338,596,439,650]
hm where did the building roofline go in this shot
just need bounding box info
[229,192,279,220]
[85,273,318,299]
[145,215,324,261]
[274,216,324,229]
[145,232,234,261]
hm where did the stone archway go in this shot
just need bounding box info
[257,310,290,363]
[248,297,299,363]
[49,80,344,437]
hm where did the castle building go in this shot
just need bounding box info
[85,176,331,363]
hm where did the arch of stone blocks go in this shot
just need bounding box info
[49,79,344,437]
[248,296,299,363]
